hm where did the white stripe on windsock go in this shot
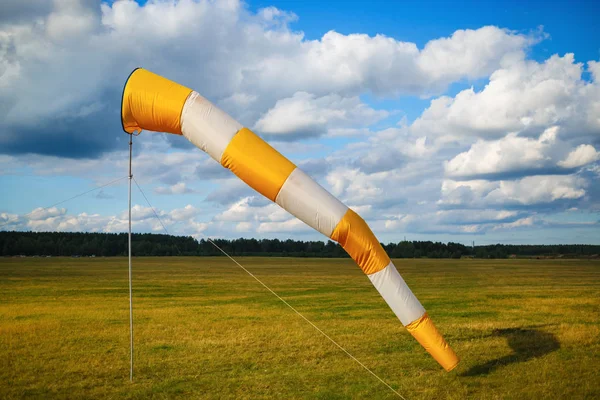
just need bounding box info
[181,91,242,163]
[276,168,348,238]
[368,261,426,326]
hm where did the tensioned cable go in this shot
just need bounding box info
[132,177,184,257]
[132,178,172,238]
[132,178,407,400]
[0,176,129,230]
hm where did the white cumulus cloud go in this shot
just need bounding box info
[412,54,600,144]
[254,92,388,139]
[444,127,559,178]
[154,182,197,195]
[558,144,599,168]
[440,175,587,207]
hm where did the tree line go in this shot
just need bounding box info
[1,231,598,258]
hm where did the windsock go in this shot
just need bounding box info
[121,68,459,371]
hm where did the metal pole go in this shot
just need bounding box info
[128,133,134,382]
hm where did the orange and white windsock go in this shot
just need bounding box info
[121,68,459,371]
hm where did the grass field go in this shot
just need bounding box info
[1,256,599,399]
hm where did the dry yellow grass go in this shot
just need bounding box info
[1,257,599,399]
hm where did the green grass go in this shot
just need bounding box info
[1,257,599,399]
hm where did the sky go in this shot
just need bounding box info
[0,0,599,245]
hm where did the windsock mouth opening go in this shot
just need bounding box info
[121,67,142,134]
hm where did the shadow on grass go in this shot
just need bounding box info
[460,327,560,376]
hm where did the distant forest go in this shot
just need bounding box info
[1,231,599,259]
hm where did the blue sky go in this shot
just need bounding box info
[0,0,599,245]
[245,0,600,67]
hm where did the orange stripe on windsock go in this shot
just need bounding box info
[405,313,459,371]
[221,128,297,202]
[330,209,390,275]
